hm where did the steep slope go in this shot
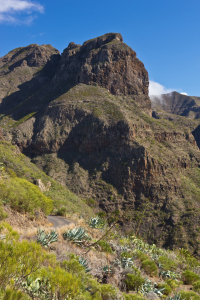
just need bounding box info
[1,33,200,252]
[0,43,60,120]
[0,138,93,225]
[151,91,200,119]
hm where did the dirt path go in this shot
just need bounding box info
[47,215,75,228]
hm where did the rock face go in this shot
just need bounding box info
[53,33,151,114]
[1,33,200,253]
[0,44,60,118]
[151,91,200,119]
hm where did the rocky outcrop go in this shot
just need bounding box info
[0,44,60,117]
[35,179,51,192]
[52,33,151,114]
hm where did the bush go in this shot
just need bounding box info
[62,258,85,276]
[141,259,158,276]
[124,269,145,292]
[121,251,133,259]
[179,290,200,300]
[123,294,144,300]
[182,270,200,284]
[193,280,200,293]
[55,206,67,216]
[158,283,172,296]
[98,240,113,253]
[136,250,149,262]
[0,288,30,300]
[158,255,177,271]
[166,279,182,290]
[86,278,118,300]
[0,201,8,220]
[0,177,53,215]
[0,223,82,299]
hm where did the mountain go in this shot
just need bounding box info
[151,91,200,119]
[1,33,200,253]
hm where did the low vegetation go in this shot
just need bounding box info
[0,140,94,218]
[1,215,200,299]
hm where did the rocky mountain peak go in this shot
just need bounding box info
[54,33,151,114]
[81,32,123,51]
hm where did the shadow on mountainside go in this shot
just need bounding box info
[0,53,61,121]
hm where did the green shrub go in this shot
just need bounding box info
[193,280,200,293]
[136,250,149,262]
[86,278,118,300]
[166,279,182,290]
[0,177,53,215]
[62,258,85,276]
[123,293,144,300]
[141,259,158,276]
[97,240,113,253]
[157,283,172,296]
[158,255,177,271]
[121,251,133,259]
[182,270,200,284]
[0,288,30,300]
[179,290,200,300]
[124,269,145,292]
[0,201,8,220]
[55,206,67,216]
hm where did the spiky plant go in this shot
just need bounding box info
[140,278,164,296]
[89,216,105,229]
[37,229,58,248]
[121,257,134,269]
[168,293,184,300]
[0,234,5,240]
[159,264,180,280]
[102,265,114,274]
[79,257,92,273]
[63,227,91,245]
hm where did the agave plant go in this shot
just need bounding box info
[79,256,92,273]
[140,278,164,296]
[89,216,105,229]
[102,265,114,274]
[168,293,185,300]
[159,264,180,280]
[37,229,58,248]
[121,257,134,269]
[63,227,91,245]
[0,234,5,240]
[132,238,167,258]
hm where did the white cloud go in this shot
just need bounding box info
[149,80,173,96]
[0,0,44,24]
[180,92,188,96]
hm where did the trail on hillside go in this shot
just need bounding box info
[47,215,75,228]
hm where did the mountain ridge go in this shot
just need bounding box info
[1,33,200,253]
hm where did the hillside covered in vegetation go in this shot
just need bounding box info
[1,32,200,299]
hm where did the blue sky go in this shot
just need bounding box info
[0,0,199,96]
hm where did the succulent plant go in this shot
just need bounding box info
[37,229,58,248]
[121,257,134,269]
[140,278,164,296]
[0,234,5,240]
[102,265,114,274]
[168,293,184,300]
[89,216,105,229]
[159,263,180,279]
[79,256,92,273]
[63,227,91,245]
